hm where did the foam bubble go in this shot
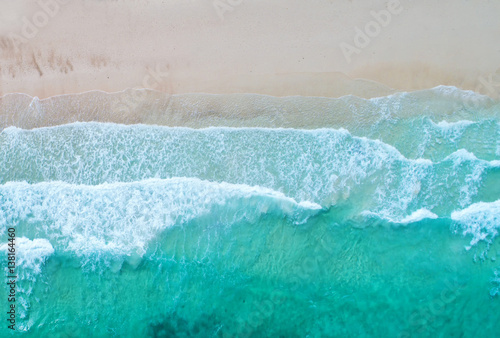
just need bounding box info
[360,208,438,224]
[1,124,496,221]
[400,209,439,224]
[0,237,54,275]
[434,120,475,129]
[446,149,481,162]
[0,178,320,266]
[0,237,53,331]
[451,200,500,248]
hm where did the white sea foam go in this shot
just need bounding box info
[1,123,495,220]
[434,120,474,128]
[0,178,321,264]
[0,237,53,331]
[0,237,54,275]
[443,149,479,162]
[414,158,433,165]
[413,117,499,162]
[433,120,475,142]
[400,209,439,224]
[430,85,495,103]
[361,208,438,224]
[451,200,500,248]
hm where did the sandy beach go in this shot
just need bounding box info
[2,2,500,337]
[0,0,499,100]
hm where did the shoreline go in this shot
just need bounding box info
[1,83,497,102]
[1,68,498,101]
[1,86,498,130]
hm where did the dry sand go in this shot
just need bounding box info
[0,0,499,99]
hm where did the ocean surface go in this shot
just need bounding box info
[1,87,499,337]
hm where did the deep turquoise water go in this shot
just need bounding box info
[1,88,499,337]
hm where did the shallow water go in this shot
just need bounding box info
[1,88,499,337]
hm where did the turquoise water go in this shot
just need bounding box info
[1,89,499,337]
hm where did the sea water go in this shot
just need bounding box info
[0,87,499,337]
